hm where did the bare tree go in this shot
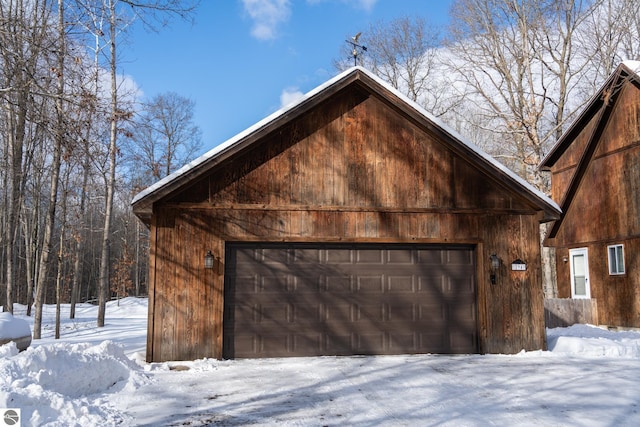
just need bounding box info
[0,0,54,314]
[580,0,640,86]
[95,0,198,327]
[447,0,548,184]
[444,0,617,297]
[126,92,203,185]
[33,0,67,339]
[0,0,198,328]
[336,16,462,118]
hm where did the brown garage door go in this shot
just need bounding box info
[223,243,477,359]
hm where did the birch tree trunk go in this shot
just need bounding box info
[34,0,65,339]
[97,0,119,327]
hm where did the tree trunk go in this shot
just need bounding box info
[97,0,118,327]
[70,141,90,319]
[55,187,67,339]
[33,0,65,340]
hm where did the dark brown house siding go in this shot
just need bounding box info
[135,68,559,362]
[542,62,640,328]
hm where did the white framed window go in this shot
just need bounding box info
[608,244,625,275]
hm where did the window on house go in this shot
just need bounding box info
[608,244,625,275]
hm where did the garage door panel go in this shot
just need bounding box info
[258,248,290,265]
[229,334,258,356]
[259,334,290,356]
[353,332,386,353]
[291,333,323,355]
[450,302,477,321]
[442,276,475,295]
[224,243,477,358]
[355,276,385,293]
[450,331,478,353]
[386,249,413,264]
[290,275,324,292]
[418,332,448,352]
[355,248,385,264]
[418,303,447,321]
[387,303,416,322]
[325,248,353,263]
[445,249,474,265]
[325,276,352,293]
[258,276,290,293]
[389,332,417,352]
[353,303,385,324]
[291,248,322,264]
[290,304,324,324]
[325,334,354,355]
[418,275,445,294]
[386,275,415,292]
[416,250,444,264]
[323,303,357,324]
[237,304,290,327]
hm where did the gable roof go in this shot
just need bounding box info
[540,62,640,238]
[540,61,640,169]
[132,66,560,224]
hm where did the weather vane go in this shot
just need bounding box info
[346,32,367,66]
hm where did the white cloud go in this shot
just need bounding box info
[280,87,304,107]
[350,0,377,11]
[242,0,292,41]
[306,0,377,12]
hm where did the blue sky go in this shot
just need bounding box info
[124,1,453,152]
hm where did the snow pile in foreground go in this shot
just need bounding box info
[2,297,640,426]
[0,340,150,426]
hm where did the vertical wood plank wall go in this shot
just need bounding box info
[549,83,640,328]
[147,89,548,361]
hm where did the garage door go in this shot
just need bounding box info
[223,243,477,358]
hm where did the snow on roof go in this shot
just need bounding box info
[132,66,560,214]
[131,67,358,206]
[623,60,640,76]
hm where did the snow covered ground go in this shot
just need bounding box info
[1,298,640,426]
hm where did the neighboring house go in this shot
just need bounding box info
[541,61,640,328]
[132,67,560,362]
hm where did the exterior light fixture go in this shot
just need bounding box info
[489,253,500,285]
[204,250,215,269]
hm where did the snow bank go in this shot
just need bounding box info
[0,312,31,339]
[0,340,150,426]
[3,298,640,426]
[547,324,640,357]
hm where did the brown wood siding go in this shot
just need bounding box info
[549,80,640,328]
[550,86,640,247]
[148,208,224,362]
[176,93,537,213]
[549,115,598,203]
[596,84,640,154]
[146,87,547,361]
[148,211,544,361]
[555,239,640,327]
[480,214,545,353]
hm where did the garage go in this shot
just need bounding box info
[223,242,477,358]
[133,67,561,362]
